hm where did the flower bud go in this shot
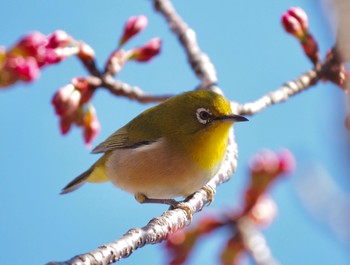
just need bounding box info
[52,84,81,116]
[119,15,148,46]
[287,7,308,33]
[249,195,277,227]
[60,115,73,135]
[277,149,295,174]
[129,38,161,62]
[10,32,47,58]
[281,13,304,39]
[47,30,72,49]
[71,77,94,104]
[83,105,100,146]
[6,56,40,82]
[77,42,95,60]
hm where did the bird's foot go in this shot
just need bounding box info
[202,185,215,206]
[135,193,178,206]
[135,193,194,223]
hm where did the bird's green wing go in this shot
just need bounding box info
[91,128,130,153]
[91,107,163,154]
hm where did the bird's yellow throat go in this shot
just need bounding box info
[188,121,232,171]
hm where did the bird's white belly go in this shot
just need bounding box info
[105,138,215,199]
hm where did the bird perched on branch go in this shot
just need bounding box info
[61,90,247,207]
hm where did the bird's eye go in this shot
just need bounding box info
[196,108,212,124]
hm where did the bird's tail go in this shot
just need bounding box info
[60,168,93,194]
[60,156,109,195]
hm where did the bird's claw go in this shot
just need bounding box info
[202,185,215,206]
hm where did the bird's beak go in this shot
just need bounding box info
[215,114,248,122]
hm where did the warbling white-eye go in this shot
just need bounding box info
[61,90,247,206]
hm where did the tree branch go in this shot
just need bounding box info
[154,0,218,88]
[234,69,318,116]
[237,218,279,265]
[86,76,171,103]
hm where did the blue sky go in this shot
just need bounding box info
[0,1,349,265]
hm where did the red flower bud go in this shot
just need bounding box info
[52,84,81,116]
[71,77,94,104]
[83,105,100,146]
[120,15,148,46]
[277,149,295,174]
[47,30,72,49]
[287,7,308,33]
[77,42,95,60]
[129,38,161,62]
[6,56,40,82]
[11,32,48,58]
[60,115,73,135]
[281,13,304,39]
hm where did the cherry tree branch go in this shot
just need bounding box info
[79,46,170,104]
[86,76,171,103]
[234,69,318,115]
[237,218,279,265]
[154,0,218,87]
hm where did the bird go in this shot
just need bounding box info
[60,90,248,207]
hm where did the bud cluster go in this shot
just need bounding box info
[0,31,95,88]
[105,15,161,75]
[281,7,319,65]
[243,149,295,214]
[52,78,99,146]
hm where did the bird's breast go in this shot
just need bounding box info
[105,138,213,199]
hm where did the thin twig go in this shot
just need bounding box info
[78,47,170,104]
[87,76,172,103]
[154,0,218,88]
[234,70,318,116]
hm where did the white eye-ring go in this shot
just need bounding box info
[196,108,212,124]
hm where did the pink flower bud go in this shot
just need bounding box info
[60,115,73,135]
[77,42,95,60]
[281,13,304,39]
[129,38,161,62]
[120,15,148,46]
[52,84,82,116]
[11,32,48,58]
[71,77,94,104]
[6,56,40,82]
[43,48,61,65]
[287,7,308,33]
[249,195,277,227]
[47,30,72,49]
[83,105,100,146]
[277,149,295,174]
